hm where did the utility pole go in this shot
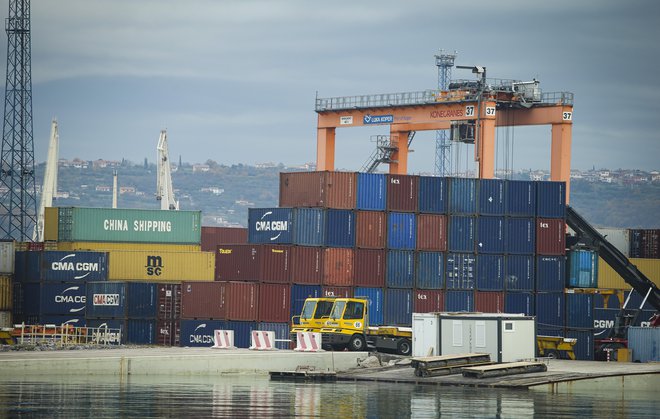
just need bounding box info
[0,0,37,241]
[434,50,456,177]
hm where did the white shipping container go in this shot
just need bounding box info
[0,241,15,273]
[595,227,630,257]
[412,313,441,357]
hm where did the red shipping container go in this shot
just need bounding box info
[416,214,447,251]
[536,218,566,255]
[354,248,386,287]
[279,171,356,209]
[291,246,323,284]
[475,291,505,313]
[356,210,386,249]
[323,248,354,286]
[215,245,260,281]
[260,245,292,283]
[224,281,259,321]
[156,319,180,346]
[413,290,444,313]
[258,283,291,323]
[201,226,248,251]
[157,283,181,320]
[386,174,418,212]
[322,286,353,298]
[181,282,226,320]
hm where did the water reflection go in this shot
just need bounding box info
[0,375,657,418]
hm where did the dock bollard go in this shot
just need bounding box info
[249,330,276,350]
[211,330,236,349]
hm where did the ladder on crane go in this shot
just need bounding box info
[360,132,416,173]
[156,130,179,210]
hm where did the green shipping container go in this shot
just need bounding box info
[57,207,201,244]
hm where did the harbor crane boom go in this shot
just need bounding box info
[33,119,59,241]
[156,129,179,210]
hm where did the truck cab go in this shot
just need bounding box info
[321,298,370,351]
[290,297,335,331]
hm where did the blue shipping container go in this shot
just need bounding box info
[258,322,290,349]
[537,326,563,337]
[387,212,416,250]
[629,327,660,362]
[127,282,158,319]
[505,255,534,291]
[448,178,477,214]
[568,249,598,288]
[86,318,125,344]
[478,179,505,215]
[179,319,226,347]
[386,250,414,288]
[476,216,505,254]
[14,251,41,282]
[445,290,475,312]
[41,251,109,282]
[355,287,383,326]
[384,289,412,326]
[40,315,86,327]
[593,292,620,310]
[505,292,535,316]
[226,321,257,348]
[290,285,322,319]
[476,254,504,291]
[566,329,594,360]
[248,208,294,244]
[536,181,566,219]
[126,319,156,344]
[325,209,355,248]
[86,281,127,318]
[39,283,87,315]
[448,216,475,252]
[505,180,536,217]
[505,218,535,254]
[594,308,655,335]
[418,176,448,214]
[536,256,566,292]
[536,292,565,329]
[565,293,594,329]
[415,251,444,289]
[446,253,476,290]
[293,208,325,246]
[357,173,386,211]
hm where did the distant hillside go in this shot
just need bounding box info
[40,163,659,229]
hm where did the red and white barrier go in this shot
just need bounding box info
[212,329,235,349]
[249,330,276,350]
[294,332,322,352]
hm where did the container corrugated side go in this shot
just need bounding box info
[386,250,414,288]
[357,173,386,211]
[291,247,323,284]
[0,274,12,310]
[478,179,505,215]
[505,218,535,255]
[448,178,477,214]
[290,285,321,319]
[248,208,294,244]
[416,214,447,251]
[505,255,534,291]
[44,207,59,241]
[354,249,385,287]
[536,181,566,219]
[386,174,418,212]
[355,210,386,249]
[279,171,356,209]
[476,254,504,291]
[179,319,226,347]
[226,320,258,348]
[157,283,181,320]
[181,282,226,320]
[445,290,475,311]
[628,327,660,362]
[215,244,261,282]
[127,282,158,319]
[108,250,215,281]
[536,256,566,292]
[86,281,127,318]
[156,319,180,346]
[293,208,325,246]
[258,322,291,349]
[325,209,355,248]
[0,241,15,273]
[597,257,660,289]
[475,291,504,313]
[224,281,259,321]
[448,216,475,253]
[354,287,383,326]
[387,212,416,250]
[41,251,109,282]
[57,207,201,244]
[445,253,476,290]
[322,248,354,286]
[258,283,290,323]
[565,292,594,328]
[415,251,444,290]
[565,329,594,361]
[476,216,504,254]
[505,180,535,217]
[594,227,629,257]
[567,249,598,288]
[126,319,156,344]
[56,241,201,252]
[418,176,447,214]
[535,292,565,329]
[39,283,87,315]
[413,290,444,313]
[384,288,412,326]
[536,218,566,255]
[201,226,247,251]
[260,245,292,284]
[504,292,534,316]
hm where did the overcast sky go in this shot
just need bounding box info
[4,0,659,172]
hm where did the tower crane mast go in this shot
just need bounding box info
[156,130,178,210]
[33,119,58,241]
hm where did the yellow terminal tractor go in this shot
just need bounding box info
[291,296,413,356]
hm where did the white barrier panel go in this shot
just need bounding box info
[294,332,322,352]
[249,330,276,350]
[212,329,235,349]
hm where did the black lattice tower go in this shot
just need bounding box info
[0,0,36,241]
[434,50,456,177]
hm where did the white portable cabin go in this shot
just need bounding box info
[412,312,536,362]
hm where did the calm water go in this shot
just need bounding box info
[0,375,657,418]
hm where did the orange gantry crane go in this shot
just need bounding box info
[314,74,574,200]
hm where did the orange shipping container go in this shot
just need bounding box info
[279,171,356,209]
[322,248,354,286]
[416,214,447,251]
[356,210,386,249]
[291,246,323,284]
[224,281,259,321]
